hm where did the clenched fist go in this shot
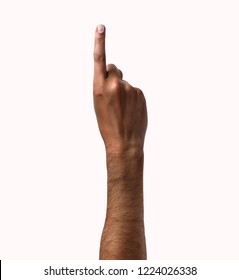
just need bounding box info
[93,24,148,155]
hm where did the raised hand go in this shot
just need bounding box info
[93,24,148,156]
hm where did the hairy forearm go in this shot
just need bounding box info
[99,150,147,260]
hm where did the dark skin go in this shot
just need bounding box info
[93,24,148,260]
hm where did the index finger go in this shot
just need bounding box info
[93,24,107,81]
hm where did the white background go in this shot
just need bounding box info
[0,0,238,259]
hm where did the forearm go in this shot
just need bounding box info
[99,150,147,260]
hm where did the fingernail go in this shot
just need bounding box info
[97,24,105,34]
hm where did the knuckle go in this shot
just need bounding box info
[94,90,103,97]
[109,78,122,92]
[93,52,106,62]
[135,87,146,103]
[118,69,123,78]
[106,63,118,73]
[134,87,142,94]
[124,83,133,92]
[93,83,104,97]
[136,88,145,97]
[107,63,117,69]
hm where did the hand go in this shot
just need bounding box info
[93,24,148,155]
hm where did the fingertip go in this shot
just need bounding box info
[97,24,105,34]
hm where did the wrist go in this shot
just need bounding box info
[106,147,144,192]
[105,144,144,158]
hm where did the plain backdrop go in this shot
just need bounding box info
[0,0,238,259]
